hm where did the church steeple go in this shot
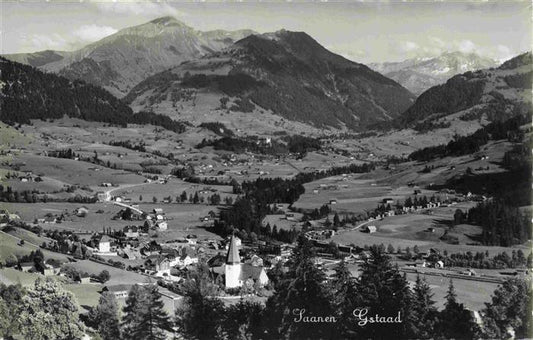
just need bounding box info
[226,234,241,264]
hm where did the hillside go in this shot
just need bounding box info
[399,52,532,127]
[126,30,415,130]
[0,57,185,133]
[370,52,498,95]
[2,17,255,98]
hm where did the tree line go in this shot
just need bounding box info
[467,200,531,246]
[409,114,530,162]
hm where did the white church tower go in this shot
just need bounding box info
[225,234,242,289]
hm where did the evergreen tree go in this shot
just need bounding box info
[180,191,188,202]
[330,259,361,338]
[437,280,479,339]
[356,245,414,339]
[264,235,335,339]
[136,285,174,340]
[176,263,225,340]
[411,275,437,339]
[89,291,121,340]
[122,285,173,340]
[481,278,532,339]
[121,285,144,339]
[222,300,265,340]
[333,213,340,227]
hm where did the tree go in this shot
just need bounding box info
[137,285,174,340]
[437,280,479,339]
[231,179,242,194]
[122,284,173,340]
[387,244,395,254]
[356,245,415,339]
[19,277,84,340]
[180,191,188,202]
[88,291,121,340]
[454,209,465,225]
[330,260,361,338]
[411,275,437,339]
[152,196,158,203]
[333,213,340,227]
[222,300,264,340]
[139,195,143,201]
[98,270,110,283]
[264,235,335,339]
[176,263,225,340]
[481,278,532,339]
[0,283,26,338]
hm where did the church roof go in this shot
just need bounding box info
[226,235,241,264]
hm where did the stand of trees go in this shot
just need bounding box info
[1,57,186,133]
[409,114,530,162]
[468,200,531,246]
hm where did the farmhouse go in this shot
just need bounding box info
[123,226,140,238]
[19,262,34,272]
[363,225,377,233]
[156,221,168,230]
[43,263,61,276]
[75,207,89,217]
[103,284,132,299]
[78,273,92,284]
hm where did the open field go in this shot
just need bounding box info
[64,283,105,309]
[5,153,146,187]
[405,272,499,311]
[112,178,235,203]
[0,267,44,286]
[1,201,216,230]
[293,174,438,214]
[0,268,103,309]
[344,263,500,311]
[64,259,151,285]
[0,231,68,263]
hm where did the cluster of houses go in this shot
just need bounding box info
[1,171,42,183]
[304,229,336,240]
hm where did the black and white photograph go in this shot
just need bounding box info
[0,1,531,339]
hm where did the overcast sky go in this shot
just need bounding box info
[1,0,531,63]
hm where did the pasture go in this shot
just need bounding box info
[293,174,437,214]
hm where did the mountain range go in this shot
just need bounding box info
[3,17,255,98]
[369,52,499,95]
[400,52,532,126]
[125,29,415,130]
[2,16,530,133]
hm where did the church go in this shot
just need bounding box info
[211,235,269,289]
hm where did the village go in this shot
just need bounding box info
[1,164,524,322]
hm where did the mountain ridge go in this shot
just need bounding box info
[125,30,415,130]
[398,52,532,127]
[369,51,499,95]
[2,17,257,98]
